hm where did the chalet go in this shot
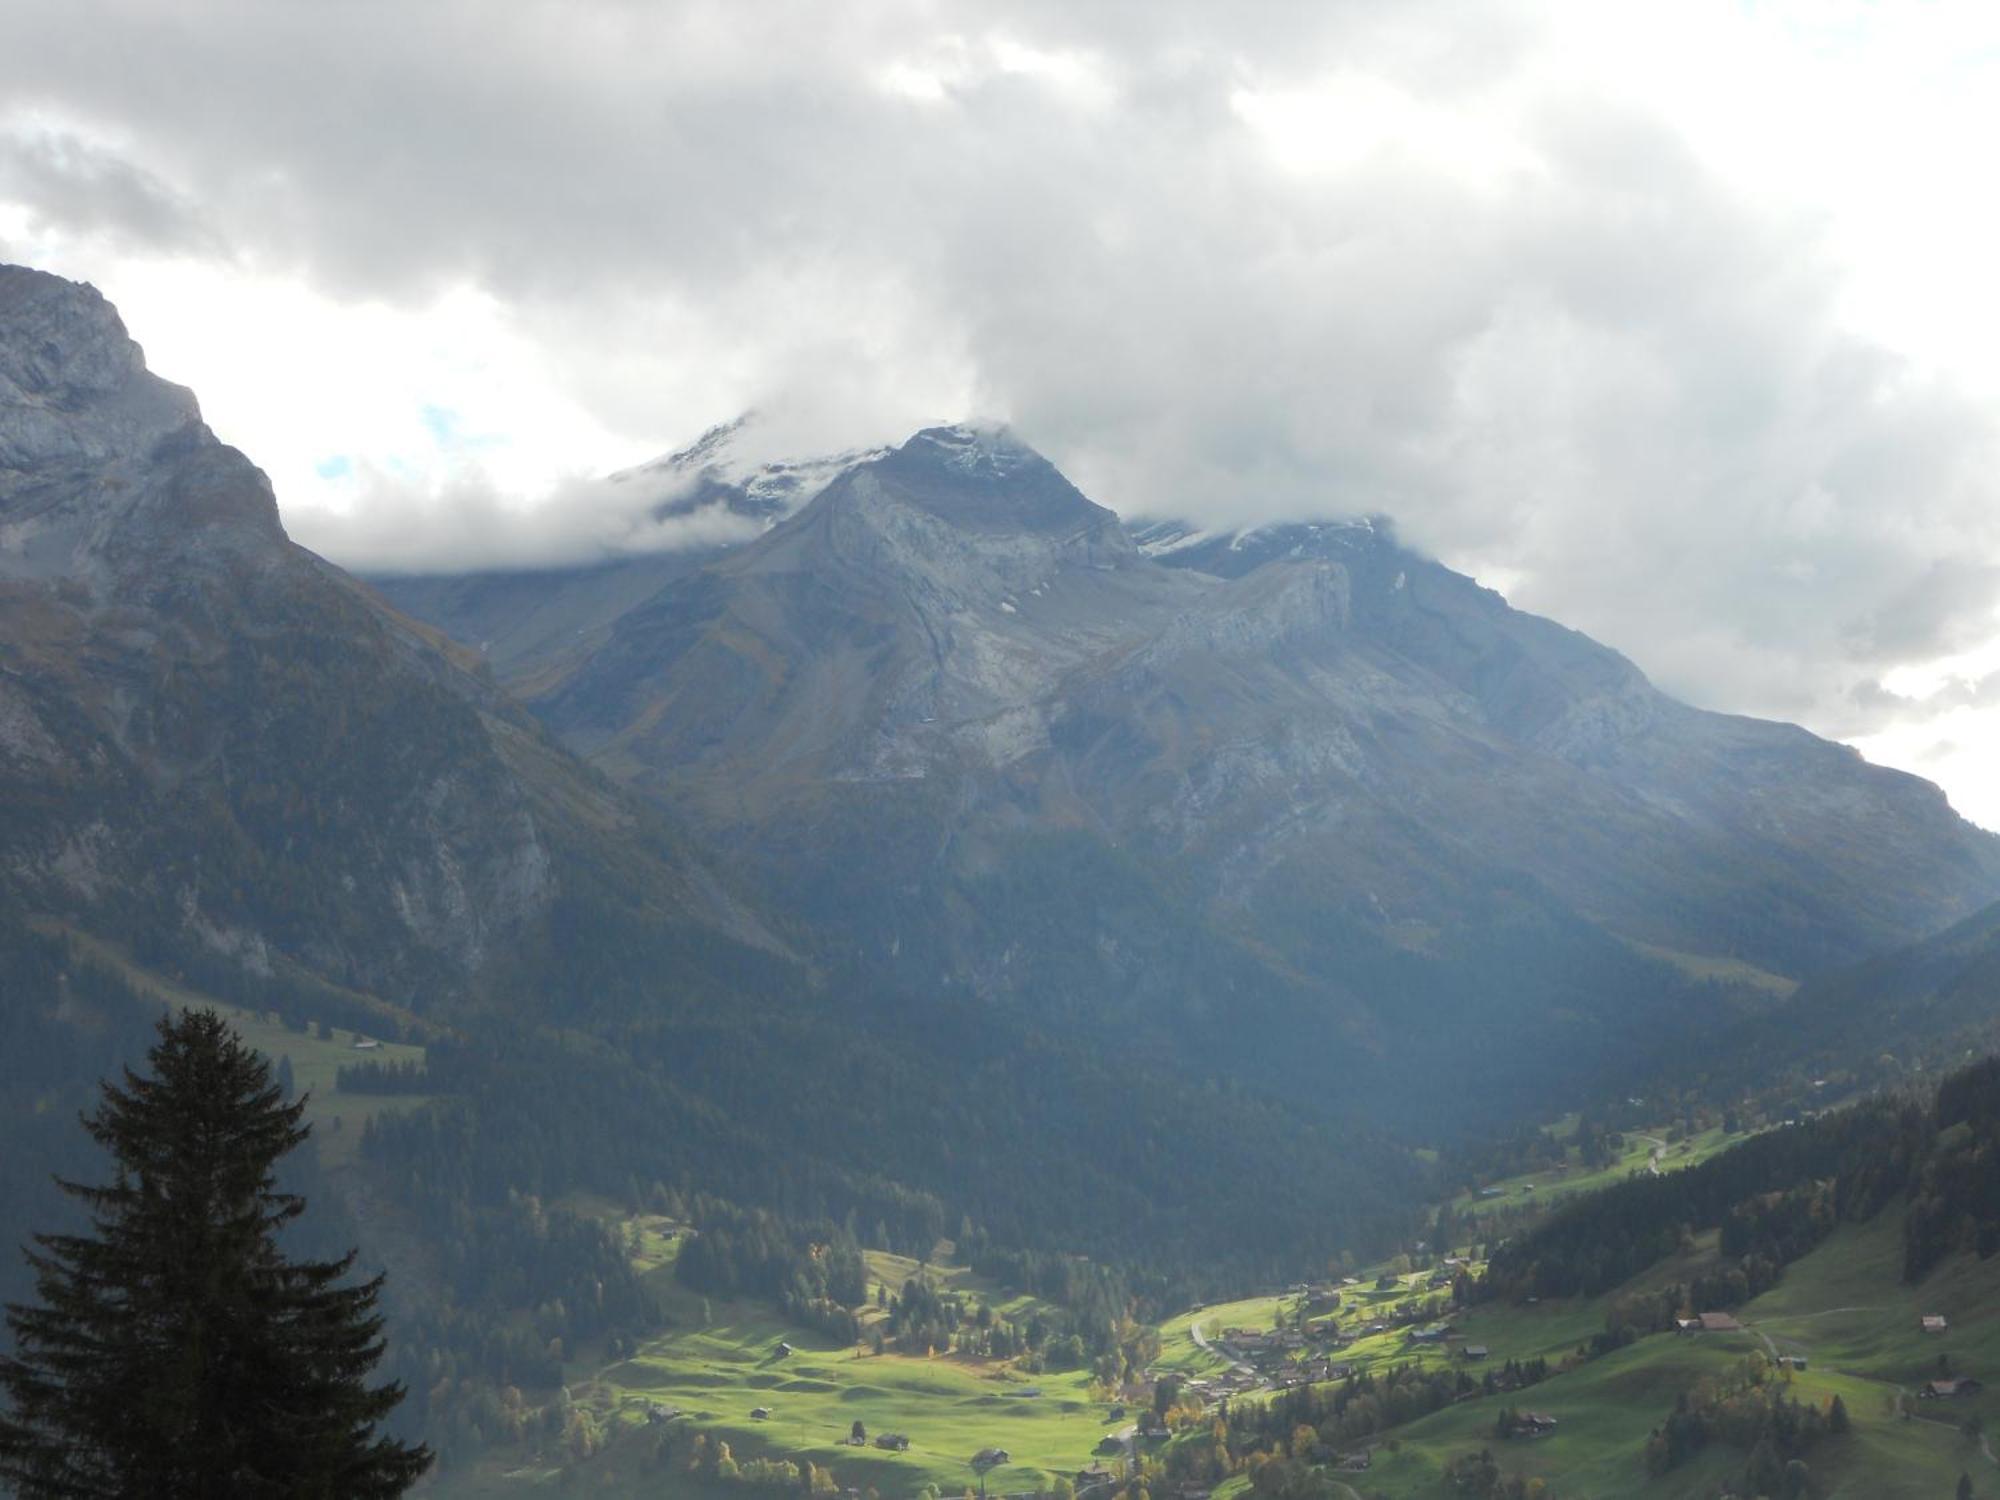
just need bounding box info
[1776,1355,1807,1371]
[644,1403,681,1424]
[1922,1378,1983,1400]
[751,1408,772,1420]
[972,1448,1011,1468]
[1923,1315,1949,1334]
[874,1434,911,1451]
[1075,1466,1116,1492]
[1333,1451,1371,1472]
[1518,1412,1558,1438]
[775,1341,793,1357]
[1695,1312,1742,1333]
[1463,1346,1489,1360]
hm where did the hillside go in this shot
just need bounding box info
[0,264,788,1019]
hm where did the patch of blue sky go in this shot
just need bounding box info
[421,403,505,452]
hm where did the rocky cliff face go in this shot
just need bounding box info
[0,265,776,1009]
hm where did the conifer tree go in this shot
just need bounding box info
[0,1008,430,1497]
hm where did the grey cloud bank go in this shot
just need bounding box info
[2,0,1997,748]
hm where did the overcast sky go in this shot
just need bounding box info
[8,2,2000,824]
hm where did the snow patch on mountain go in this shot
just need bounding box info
[611,410,891,528]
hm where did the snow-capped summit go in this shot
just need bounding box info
[610,410,892,527]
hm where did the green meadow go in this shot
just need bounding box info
[1334,1213,2000,1498]
[1447,1120,1751,1225]
[49,925,431,1165]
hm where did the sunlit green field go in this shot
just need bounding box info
[1339,1214,2000,1498]
[1447,1121,1752,1225]
[439,1235,1125,1499]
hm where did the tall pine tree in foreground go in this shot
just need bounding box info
[0,1008,430,1497]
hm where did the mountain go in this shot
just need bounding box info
[0,269,1420,1294]
[1667,895,2000,1106]
[0,263,784,1015]
[368,412,886,695]
[385,422,2000,1126]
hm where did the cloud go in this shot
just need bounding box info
[0,127,218,256]
[296,465,768,575]
[5,0,2000,812]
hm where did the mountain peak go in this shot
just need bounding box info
[0,264,202,496]
[608,409,892,529]
[899,422,1043,481]
[862,422,1128,548]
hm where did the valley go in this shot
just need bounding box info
[417,1108,2000,1499]
[8,264,2000,1500]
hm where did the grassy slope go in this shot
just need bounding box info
[1447,1122,1751,1224]
[1348,1214,2000,1498]
[52,927,430,1165]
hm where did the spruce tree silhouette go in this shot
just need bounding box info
[0,1009,430,1497]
